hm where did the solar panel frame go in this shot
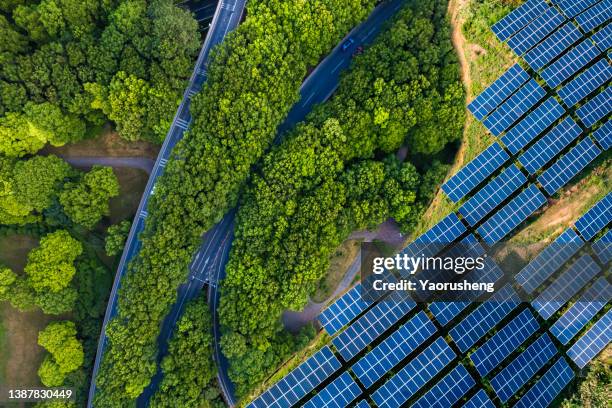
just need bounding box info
[576,86,612,127]
[318,284,371,336]
[537,137,602,195]
[592,22,612,51]
[411,365,476,408]
[302,372,362,408]
[518,117,583,175]
[491,0,549,42]
[501,97,566,154]
[575,192,612,239]
[550,277,612,345]
[575,0,612,33]
[441,143,511,203]
[514,358,575,408]
[593,229,612,263]
[524,22,583,71]
[540,39,601,88]
[558,0,601,18]
[567,309,612,368]
[593,120,611,149]
[557,58,612,107]
[490,333,558,403]
[462,390,495,408]
[507,7,566,56]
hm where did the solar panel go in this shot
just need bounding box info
[575,0,612,33]
[247,346,341,408]
[401,212,467,262]
[576,86,612,127]
[558,0,601,18]
[351,311,437,388]
[501,97,566,154]
[532,254,601,320]
[483,80,546,136]
[354,400,371,408]
[450,285,521,353]
[524,22,583,70]
[558,58,612,107]
[514,358,575,408]
[567,309,612,368]
[412,365,475,408]
[303,372,361,408]
[592,22,612,51]
[441,143,510,203]
[537,137,602,195]
[593,120,611,149]
[332,292,416,361]
[371,337,455,408]
[550,277,612,345]
[429,301,471,326]
[518,117,583,174]
[593,229,612,263]
[470,309,540,377]
[490,333,557,403]
[515,228,585,294]
[476,185,547,244]
[319,284,371,336]
[507,7,566,56]
[462,390,495,408]
[575,192,612,239]
[492,0,549,42]
[468,64,530,120]
[541,39,601,88]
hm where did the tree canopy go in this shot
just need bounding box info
[37,321,84,387]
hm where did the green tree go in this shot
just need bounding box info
[105,220,131,257]
[37,321,84,387]
[0,265,16,300]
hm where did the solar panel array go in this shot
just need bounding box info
[567,309,612,368]
[354,400,371,408]
[514,358,575,408]
[441,143,510,203]
[351,311,436,388]
[490,333,557,403]
[371,337,455,408]
[507,7,566,56]
[518,117,583,174]
[402,212,467,261]
[593,120,611,149]
[593,229,612,263]
[558,58,612,107]
[501,97,565,154]
[492,0,549,42]
[550,277,612,345]
[575,0,612,33]
[541,39,600,88]
[477,185,547,244]
[524,22,583,70]
[463,389,495,408]
[470,309,540,377]
[450,285,521,353]
[467,64,530,120]
[537,137,602,195]
[592,22,612,52]
[411,365,475,408]
[247,346,340,408]
[318,284,370,336]
[577,86,612,127]
[483,79,546,136]
[302,372,361,408]
[515,228,584,294]
[557,0,601,18]
[575,192,612,239]
[429,301,471,327]
[532,254,601,320]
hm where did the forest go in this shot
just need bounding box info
[219,0,464,396]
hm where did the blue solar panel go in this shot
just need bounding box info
[354,400,371,408]
[247,346,341,408]
[450,285,521,353]
[541,39,601,88]
[558,58,612,107]
[524,22,583,70]
[567,309,612,368]
[371,337,455,408]
[518,117,583,174]
[490,333,557,403]
[515,228,585,294]
[593,229,612,263]
[550,277,611,345]
[468,64,530,120]
[319,284,371,336]
[462,390,495,408]
[470,309,540,377]
[303,372,361,408]
[538,137,602,195]
[441,143,510,203]
[412,365,475,408]
[575,0,612,33]
[592,22,612,51]
[401,212,468,261]
[492,0,549,42]
[593,120,611,149]
[514,358,575,408]
[429,301,471,326]
[575,192,612,239]
[332,292,416,361]
[477,185,547,244]
[351,311,437,388]
[507,7,566,56]
[483,80,546,136]
[532,254,601,320]
[501,97,566,154]
[558,0,602,18]
[576,86,612,127]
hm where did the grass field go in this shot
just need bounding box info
[312,240,361,303]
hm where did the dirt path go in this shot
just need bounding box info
[448,0,471,96]
[61,156,155,174]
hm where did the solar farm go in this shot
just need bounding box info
[248,1,611,407]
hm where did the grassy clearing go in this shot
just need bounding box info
[312,240,361,303]
[0,234,39,273]
[107,167,149,225]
